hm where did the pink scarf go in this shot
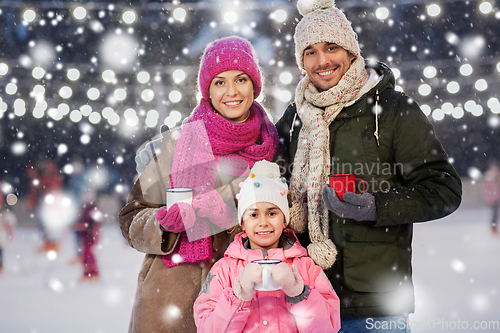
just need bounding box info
[163,99,278,267]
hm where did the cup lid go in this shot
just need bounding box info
[166,187,193,193]
[252,259,281,265]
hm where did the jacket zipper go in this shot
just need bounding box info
[373,90,380,147]
[223,299,243,333]
[289,112,298,143]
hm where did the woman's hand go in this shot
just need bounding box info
[155,202,196,233]
[193,188,234,229]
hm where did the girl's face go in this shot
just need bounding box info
[209,70,254,123]
[241,202,286,250]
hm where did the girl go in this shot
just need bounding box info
[194,160,340,333]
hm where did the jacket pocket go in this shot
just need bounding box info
[342,224,402,293]
[137,254,155,283]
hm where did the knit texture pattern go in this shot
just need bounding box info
[198,36,262,100]
[162,99,278,267]
[290,55,368,270]
[192,187,235,230]
[294,0,362,73]
[236,160,289,225]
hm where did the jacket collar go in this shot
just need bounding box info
[345,68,380,107]
[336,60,394,119]
[352,60,394,105]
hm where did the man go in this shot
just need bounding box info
[275,0,462,332]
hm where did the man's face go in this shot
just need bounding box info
[303,42,355,92]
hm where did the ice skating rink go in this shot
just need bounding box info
[0,225,143,333]
[410,207,500,332]
[1,207,499,332]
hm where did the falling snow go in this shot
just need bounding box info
[0,204,498,332]
[0,1,499,331]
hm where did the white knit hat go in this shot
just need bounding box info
[294,0,362,73]
[236,160,289,225]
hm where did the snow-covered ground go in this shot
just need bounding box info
[410,208,500,332]
[0,207,499,332]
[0,226,144,333]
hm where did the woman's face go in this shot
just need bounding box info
[209,70,254,123]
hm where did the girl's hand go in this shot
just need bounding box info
[272,263,304,297]
[233,263,262,301]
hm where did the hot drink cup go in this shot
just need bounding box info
[165,187,193,210]
[252,259,282,291]
[328,173,366,201]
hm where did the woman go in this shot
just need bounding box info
[119,36,278,333]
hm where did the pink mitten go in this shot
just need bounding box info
[233,263,262,301]
[192,188,234,229]
[272,263,304,297]
[155,202,195,233]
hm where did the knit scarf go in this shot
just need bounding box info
[163,98,278,267]
[289,57,368,269]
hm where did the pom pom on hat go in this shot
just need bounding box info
[294,0,362,73]
[297,0,335,16]
[248,160,279,176]
[237,160,289,225]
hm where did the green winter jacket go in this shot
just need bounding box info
[275,61,462,317]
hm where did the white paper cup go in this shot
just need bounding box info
[252,259,281,291]
[166,187,193,210]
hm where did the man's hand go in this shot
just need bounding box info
[322,185,377,221]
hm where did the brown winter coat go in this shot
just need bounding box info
[119,129,242,333]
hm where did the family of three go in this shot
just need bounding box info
[119,0,462,332]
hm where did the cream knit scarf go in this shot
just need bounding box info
[289,57,368,269]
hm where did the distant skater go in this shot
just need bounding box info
[73,192,101,281]
[0,189,17,275]
[482,161,500,235]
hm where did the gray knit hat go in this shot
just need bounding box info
[294,0,361,73]
[236,160,289,226]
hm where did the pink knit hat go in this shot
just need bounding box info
[198,36,263,100]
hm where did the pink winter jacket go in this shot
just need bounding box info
[193,229,341,333]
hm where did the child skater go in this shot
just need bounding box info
[194,160,341,333]
[72,191,101,281]
[0,189,17,275]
